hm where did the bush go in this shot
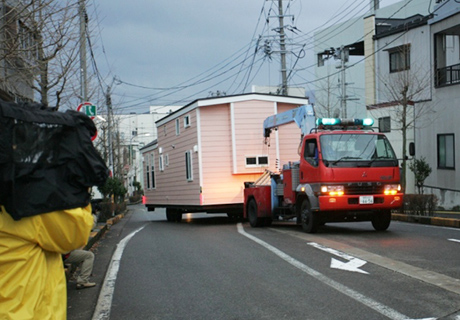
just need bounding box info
[403,194,438,216]
[98,200,127,222]
[129,194,142,204]
[98,177,127,203]
[408,157,432,194]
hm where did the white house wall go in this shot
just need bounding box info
[420,10,460,208]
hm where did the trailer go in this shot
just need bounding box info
[244,105,403,233]
[142,94,311,222]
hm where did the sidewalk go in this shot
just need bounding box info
[67,209,130,320]
[392,212,460,228]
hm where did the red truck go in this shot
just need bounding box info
[243,105,403,233]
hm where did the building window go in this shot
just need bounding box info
[159,155,164,172]
[378,117,391,133]
[246,155,269,167]
[165,154,169,166]
[185,150,193,181]
[389,44,410,73]
[438,134,455,169]
[184,115,191,128]
[150,153,156,188]
[146,161,150,189]
[175,119,180,135]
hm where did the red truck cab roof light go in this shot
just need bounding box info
[316,118,374,129]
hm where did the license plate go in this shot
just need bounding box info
[359,196,374,204]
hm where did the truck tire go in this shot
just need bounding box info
[248,199,263,227]
[300,199,318,233]
[372,210,391,231]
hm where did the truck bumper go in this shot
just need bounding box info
[318,193,403,212]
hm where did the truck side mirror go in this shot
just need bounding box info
[409,142,415,156]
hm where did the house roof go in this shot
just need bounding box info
[374,14,432,39]
[155,92,309,127]
[139,139,157,152]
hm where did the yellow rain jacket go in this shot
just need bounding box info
[0,204,94,320]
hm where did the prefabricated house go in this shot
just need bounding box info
[141,93,310,221]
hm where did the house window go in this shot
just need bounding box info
[389,44,410,73]
[246,155,269,167]
[146,161,150,189]
[150,153,156,188]
[165,154,169,166]
[185,151,193,181]
[184,115,191,128]
[438,134,455,169]
[378,117,391,133]
[159,155,164,172]
[175,119,180,135]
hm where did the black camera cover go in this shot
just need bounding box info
[0,100,109,220]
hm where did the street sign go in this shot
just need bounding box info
[77,102,98,141]
[77,102,97,119]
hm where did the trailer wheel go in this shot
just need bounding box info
[300,199,318,233]
[166,211,174,222]
[166,209,182,223]
[372,210,391,231]
[248,199,263,227]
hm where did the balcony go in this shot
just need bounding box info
[435,63,460,87]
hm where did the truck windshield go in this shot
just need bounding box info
[319,133,397,167]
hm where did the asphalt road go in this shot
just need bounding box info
[68,204,460,320]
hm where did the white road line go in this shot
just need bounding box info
[448,238,460,243]
[237,223,410,320]
[92,225,146,320]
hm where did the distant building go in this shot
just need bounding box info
[0,0,36,102]
[107,106,181,195]
[315,0,460,208]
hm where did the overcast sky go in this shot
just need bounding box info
[91,0,403,113]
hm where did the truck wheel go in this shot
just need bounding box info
[248,199,263,227]
[372,210,391,231]
[300,199,318,233]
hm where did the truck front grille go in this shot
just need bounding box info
[345,183,384,195]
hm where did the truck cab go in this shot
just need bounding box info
[244,112,403,233]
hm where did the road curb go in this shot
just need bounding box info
[392,213,460,228]
[84,211,126,250]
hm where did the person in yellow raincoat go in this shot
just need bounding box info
[0,204,94,320]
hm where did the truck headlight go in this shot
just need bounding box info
[321,185,344,196]
[384,184,401,195]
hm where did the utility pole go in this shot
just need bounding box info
[79,0,87,101]
[339,45,347,118]
[106,86,114,176]
[277,0,288,96]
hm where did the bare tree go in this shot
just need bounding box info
[313,73,340,118]
[373,46,434,192]
[0,0,81,109]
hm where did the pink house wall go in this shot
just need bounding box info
[199,104,262,205]
[143,110,201,206]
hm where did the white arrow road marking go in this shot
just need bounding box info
[308,242,369,274]
[237,224,412,320]
[448,238,460,243]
